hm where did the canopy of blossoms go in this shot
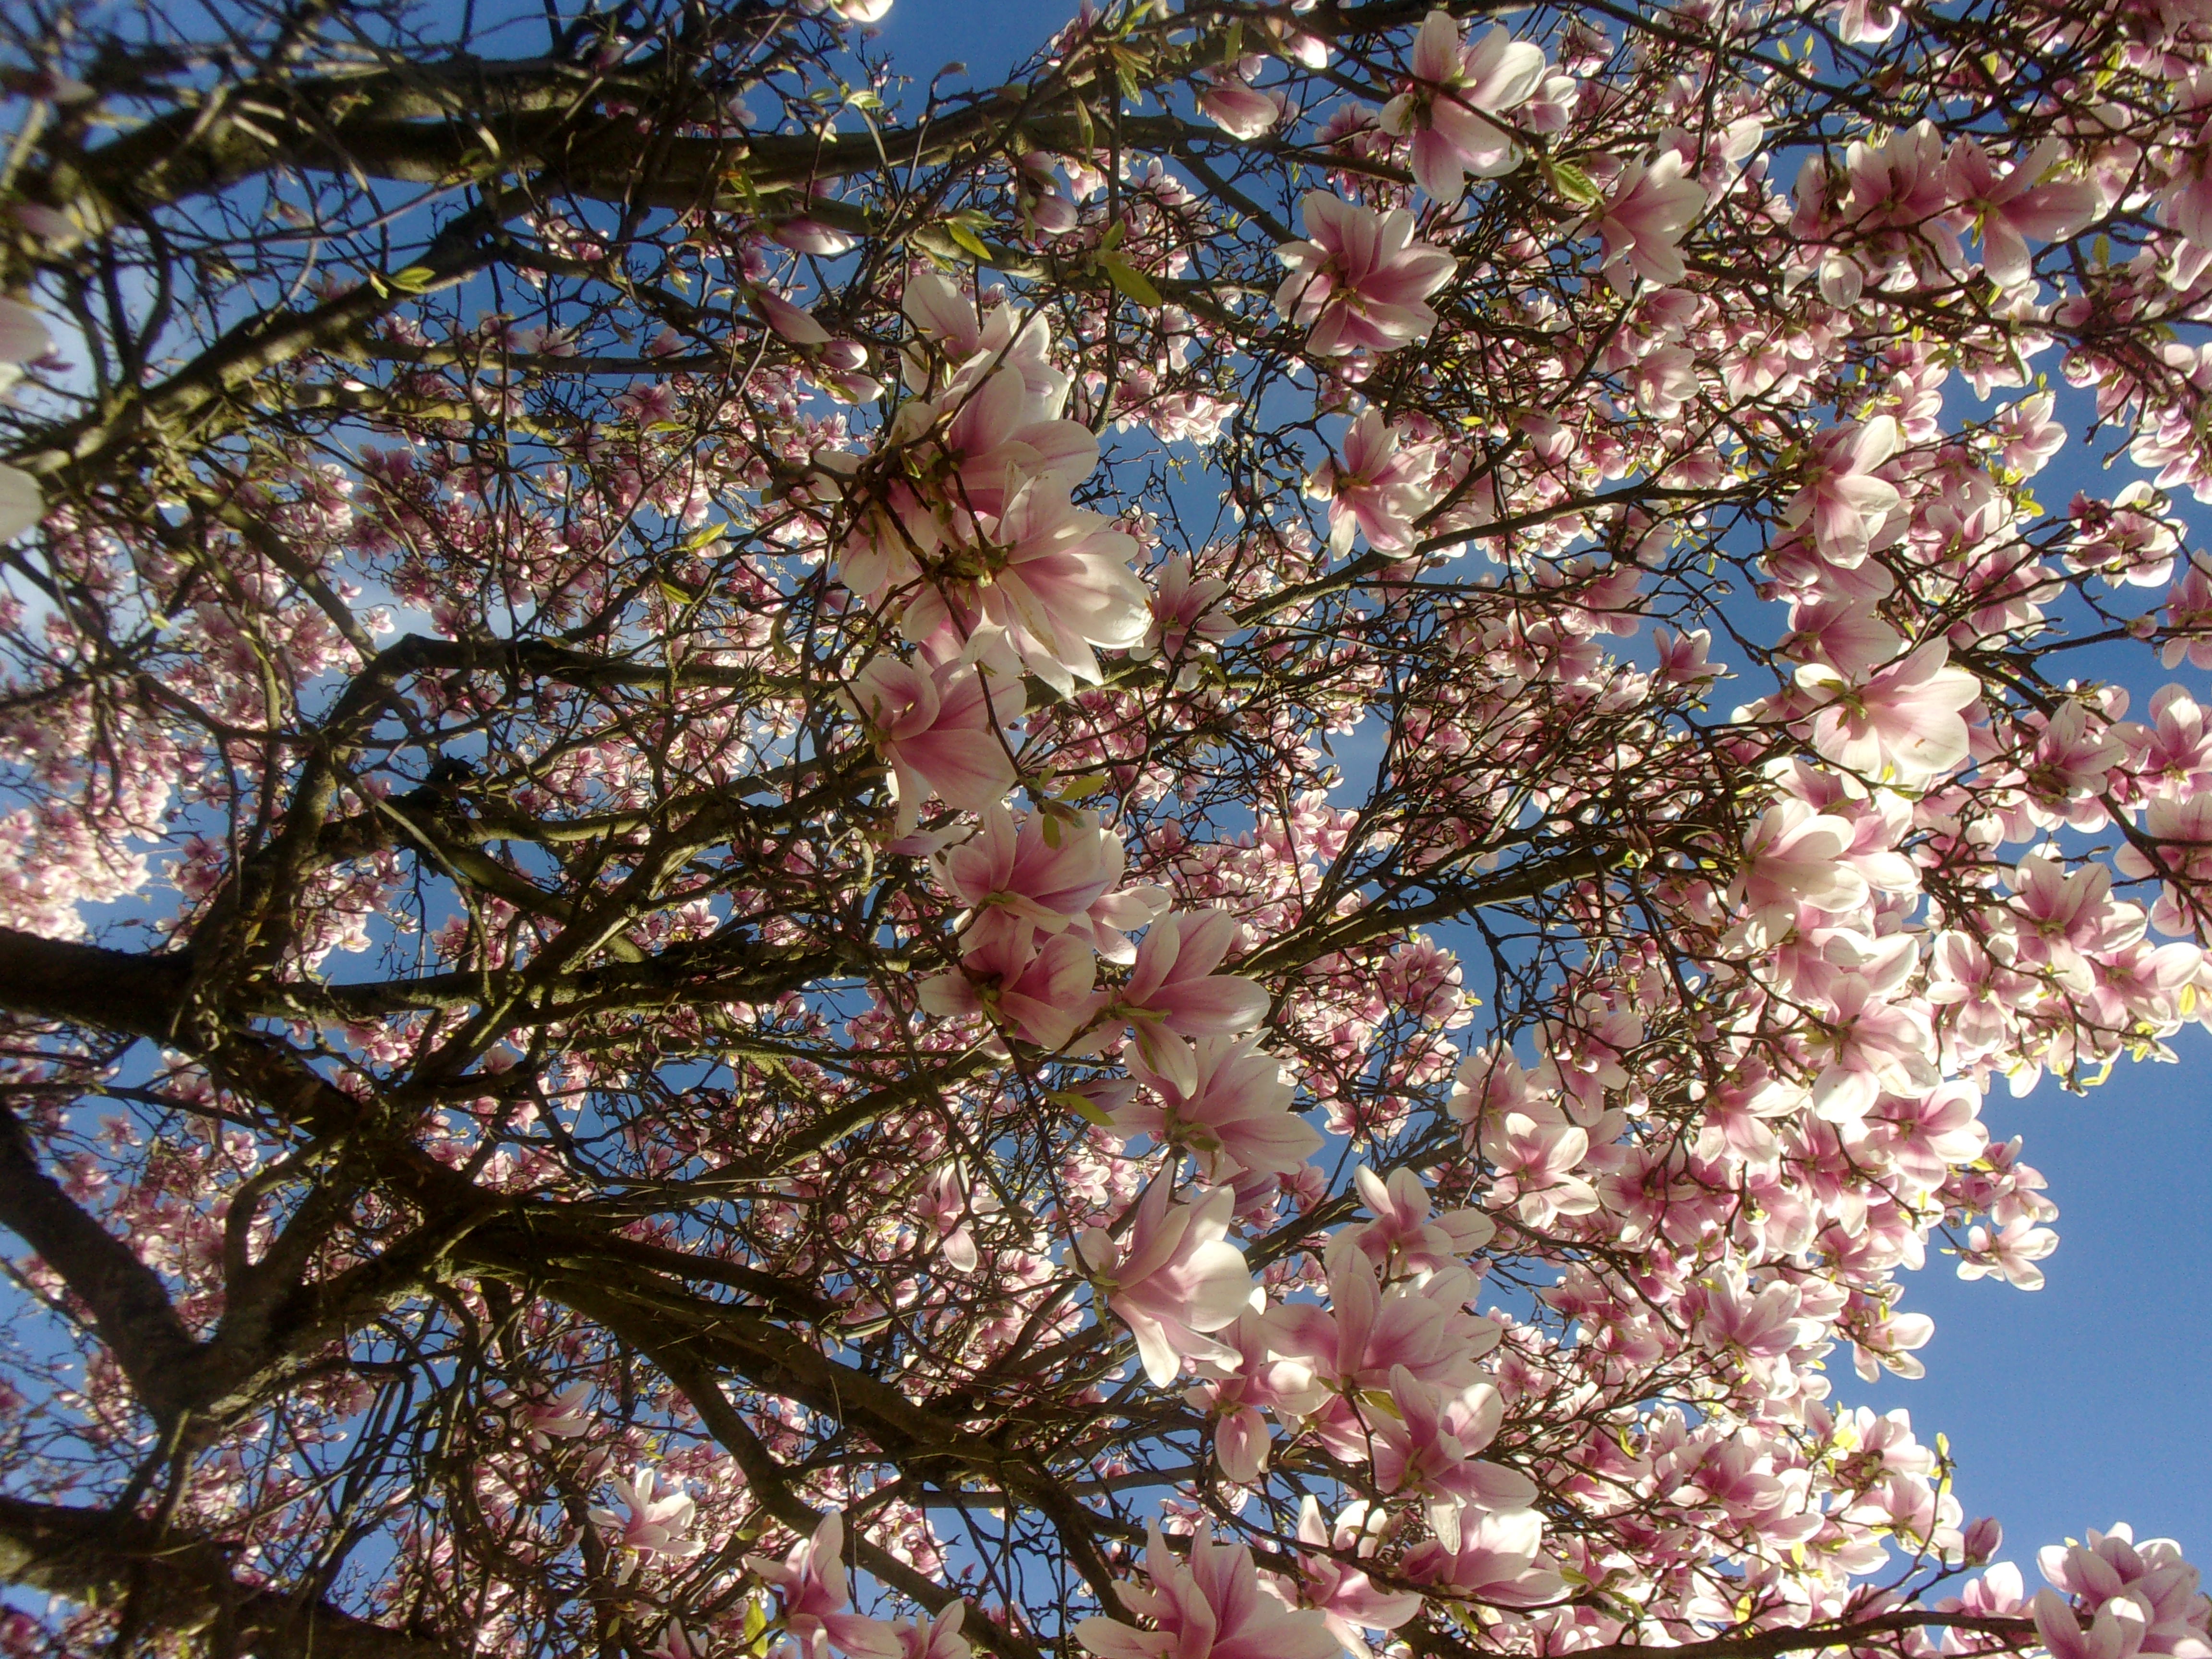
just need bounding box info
[0,0,2207,1658]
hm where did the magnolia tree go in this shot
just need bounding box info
[0,0,2211,1654]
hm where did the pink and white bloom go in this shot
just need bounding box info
[917,925,1096,1051]
[1275,194,1456,356]
[1400,1507,1565,1607]
[1592,152,1707,290]
[1342,1163,1495,1275]
[844,654,1020,836]
[1366,1363,1537,1546]
[1112,909,1272,1092]
[1379,12,1551,199]
[1119,1032,1322,1180]
[1077,1181,1254,1386]
[1308,411,1437,554]
[1796,640,1983,786]
[1295,1499,1424,1657]
[590,1467,705,1575]
[902,483,1152,695]
[1784,416,1904,568]
[936,804,1164,962]
[1948,138,2103,289]
[747,1513,902,1659]
[1732,798,1872,938]
[1960,1216,2059,1290]
[1075,1522,1339,1659]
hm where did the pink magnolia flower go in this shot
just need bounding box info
[1274,194,1455,356]
[1796,641,1983,786]
[1479,1108,1600,1226]
[1379,12,1550,199]
[1077,1181,1254,1386]
[2040,1527,2212,1657]
[1400,1507,1565,1607]
[508,1381,592,1449]
[1366,1363,1537,1546]
[1198,78,1285,140]
[590,1467,705,1575]
[1112,909,1272,1092]
[1959,1217,2059,1290]
[1308,411,1437,554]
[890,1606,973,1659]
[1294,1499,1423,1657]
[1592,152,1707,290]
[1948,139,2103,289]
[914,1162,998,1272]
[747,1513,902,1659]
[935,804,1164,962]
[1807,976,1938,1124]
[844,654,1020,836]
[1142,553,1234,662]
[1274,1246,1500,1399]
[1732,799,1873,940]
[934,364,1100,519]
[1186,1309,1326,1482]
[1075,1522,1339,1659]
[1783,416,1904,568]
[1342,1163,1495,1275]
[1118,1032,1322,1181]
[902,483,1152,695]
[917,925,1096,1051]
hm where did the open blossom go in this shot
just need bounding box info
[1078,1181,1254,1386]
[935,804,1166,962]
[1732,798,1874,938]
[843,654,1019,836]
[507,1381,592,1449]
[1796,641,1983,786]
[1367,1364,1537,1547]
[590,1467,705,1574]
[1187,1309,1327,1482]
[1309,410,1436,553]
[1120,1032,1321,1180]
[917,925,1095,1051]
[1343,1163,1494,1275]
[1785,416,1904,568]
[1076,1523,1339,1659]
[747,1513,901,1659]
[1959,1216,2059,1290]
[1401,1507,1565,1607]
[1275,193,1455,356]
[1111,908,1271,1091]
[901,483,1152,695]
[1948,138,2102,289]
[1295,1500,1424,1657]
[1379,12,1550,199]
[1592,151,1707,290]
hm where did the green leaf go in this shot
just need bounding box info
[1548,160,1602,206]
[386,265,440,293]
[946,221,993,262]
[1047,1088,1114,1126]
[1098,254,1162,308]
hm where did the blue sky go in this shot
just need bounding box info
[866,0,2212,1571]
